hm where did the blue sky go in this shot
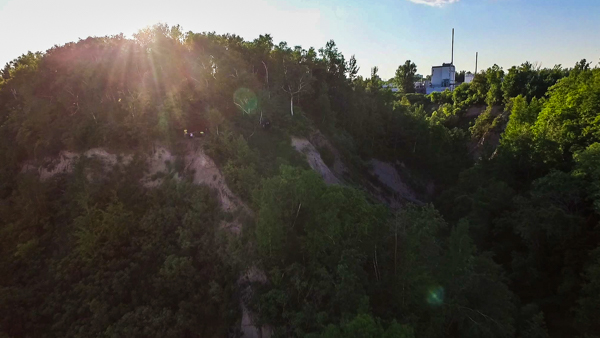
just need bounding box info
[1,0,599,79]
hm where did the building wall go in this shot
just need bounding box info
[465,73,475,84]
[431,65,455,86]
[431,67,443,87]
[428,64,456,94]
[382,84,400,92]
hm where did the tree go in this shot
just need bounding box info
[455,70,466,83]
[573,142,600,213]
[470,70,489,104]
[502,62,567,103]
[441,220,516,338]
[485,65,504,106]
[347,55,360,81]
[278,45,313,116]
[533,67,600,156]
[452,82,471,108]
[576,247,600,336]
[395,60,417,94]
[5,22,600,338]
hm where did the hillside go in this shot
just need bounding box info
[1,24,600,338]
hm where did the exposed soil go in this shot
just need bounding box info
[291,136,341,185]
[291,134,419,208]
[368,159,418,204]
[308,131,349,178]
[21,143,250,232]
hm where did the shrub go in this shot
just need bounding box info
[317,145,335,168]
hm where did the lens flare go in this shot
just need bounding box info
[427,286,444,306]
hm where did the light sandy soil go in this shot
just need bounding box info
[308,131,349,178]
[368,159,418,203]
[143,145,248,216]
[22,144,249,230]
[22,149,133,180]
[291,136,341,185]
[291,134,419,207]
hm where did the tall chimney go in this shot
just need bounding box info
[475,52,478,74]
[451,28,454,65]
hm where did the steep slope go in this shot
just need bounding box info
[22,143,247,215]
[291,132,419,208]
[368,159,418,204]
[20,141,267,336]
[291,136,341,185]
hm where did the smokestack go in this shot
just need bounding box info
[451,28,454,65]
[475,52,478,74]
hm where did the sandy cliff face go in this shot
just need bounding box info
[291,133,419,208]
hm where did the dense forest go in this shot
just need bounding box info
[1,24,599,337]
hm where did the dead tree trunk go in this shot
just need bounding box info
[282,76,308,117]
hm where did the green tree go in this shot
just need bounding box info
[576,247,600,336]
[533,67,600,156]
[395,60,417,94]
[469,70,489,104]
[486,65,505,106]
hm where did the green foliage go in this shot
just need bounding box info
[1,23,598,338]
[442,221,516,338]
[470,71,490,104]
[516,304,549,338]
[428,89,453,105]
[533,67,600,156]
[576,247,600,336]
[502,62,568,103]
[252,166,390,336]
[317,145,335,167]
[394,60,417,94]
[254,165,326,259]
[436,62,600,336]
[470,106,496,139]
[252,170,517,337]
[0,160,239,337]
[401,93,430,106]
[486,65,505,106]
[452,82,472,108]
[311,315,414,338]
[573,142,600,213]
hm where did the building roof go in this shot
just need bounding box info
[432,63,455,69]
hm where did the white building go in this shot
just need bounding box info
[382,84,399,92]
[464,73,475,84]
[427,63,455,94]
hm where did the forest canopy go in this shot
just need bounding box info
[1,24,600,338]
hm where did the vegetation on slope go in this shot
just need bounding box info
[1,23,600,337]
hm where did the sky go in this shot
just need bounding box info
[1,0,599,79]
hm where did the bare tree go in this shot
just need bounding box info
[281,63,310,116]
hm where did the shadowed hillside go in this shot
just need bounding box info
[1,24,600,338]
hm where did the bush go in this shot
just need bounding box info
[317,145,335,168]
[470,107,495,139]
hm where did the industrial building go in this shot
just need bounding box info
[426,63,456,94]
